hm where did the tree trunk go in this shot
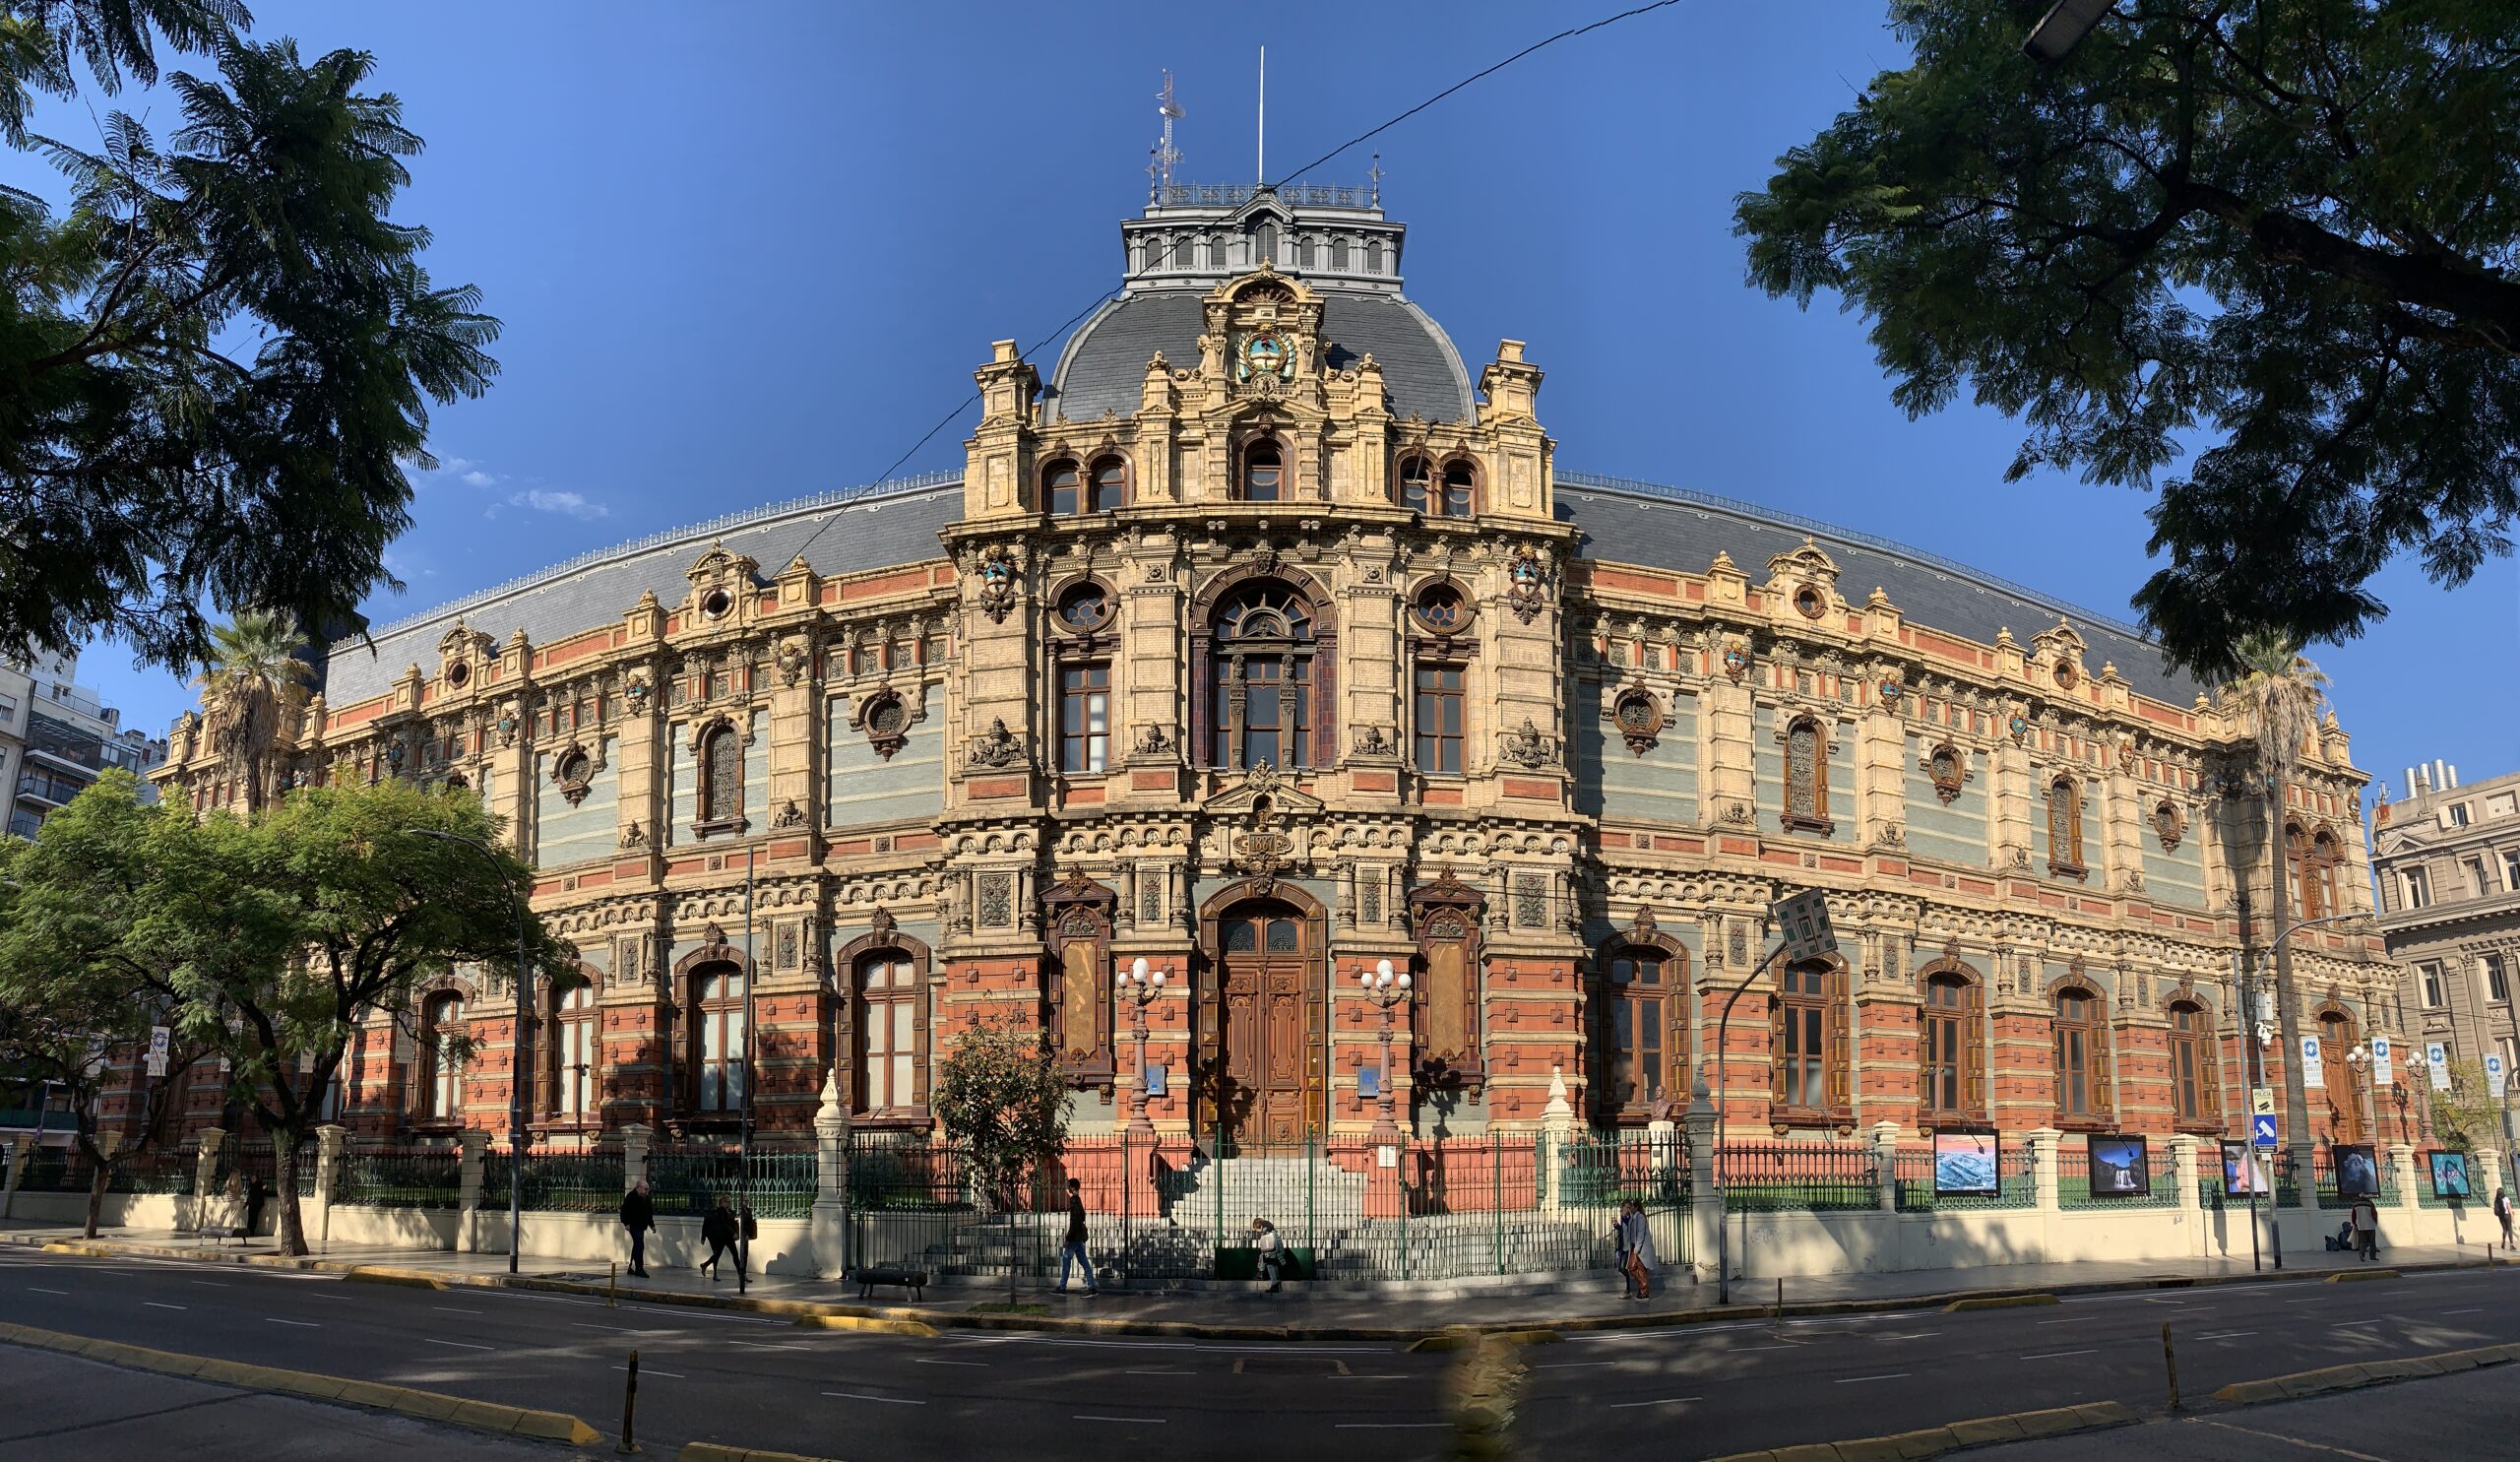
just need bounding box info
[274,1125,308,1256]
[2266,769,2312,1198]
[80,1132,108,1240]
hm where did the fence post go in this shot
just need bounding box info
[1683,1088,1720,1283]
[1541,1067,1575,1216]
[0,1132,31,1220]
[2170,1134,2201,1214]
[620,1123,651,1191]
[2028,1127,2062,1212]
[457,1128,488,1254]
[315,1124,346,1254]
[1871,1121,1900,1213]
[810,1069,850,1279]
[2389,1142,2425,1218]
[192,1127,226,1232]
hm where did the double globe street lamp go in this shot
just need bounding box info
[1359,958,1412,1147]
[1118,958,1169,1138]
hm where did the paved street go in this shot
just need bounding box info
[1970,1363,2520,1460]
[0,1243,2514,1459]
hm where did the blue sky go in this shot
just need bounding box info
[13,1,2513,802]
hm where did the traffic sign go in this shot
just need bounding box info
[2250,1087,2275,1117]
[2250,1112,2280,1150]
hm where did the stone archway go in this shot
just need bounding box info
[1197,881,1327,1150]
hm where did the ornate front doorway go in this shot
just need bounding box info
[1198,893,1325,1148]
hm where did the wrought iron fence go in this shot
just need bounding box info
[110,1146,195,1195]
[485,1147,627,1214]
[844,1129,1679,1289]
[2311,1146,2398,1206]
[2056,1139,2178,1209]
[1718,1140,1877,1212]
[645,1144,817,1220]
[1891,1145,2037,1211]
[333,1145,463,1209]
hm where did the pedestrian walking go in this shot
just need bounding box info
[1055,1177,1098,1295]
[736,1200,755,1282]
[2350,1193,2379,1262]
[619,1178,655,1277]
[1250,1217,1286,1293]
[701,1196,738,1281]
[2495,1187,2514,1251]
[241,1173,269,1240]
[1615,1200,1657,1301]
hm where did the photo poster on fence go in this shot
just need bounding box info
[2333,1143,2380,1198]
[2221,1139,2260,1197]
[2428,1149,2473,1200]
[2300,1035,2324,1088]
[1933,1130,1999,1196]
[2427,1043,2453,1091]
[2088,1135,2151,1198]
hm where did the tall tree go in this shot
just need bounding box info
[2226,630,2330,1183]
[176,778,565,1256]
[0,772,265,1236]
[931,1018,1070,1301]
[2,3,498,671]
[1734,2,2519,677]
[195,608,310,815]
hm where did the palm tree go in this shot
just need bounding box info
[196,610,314,815]
[2224,631,2331,1190]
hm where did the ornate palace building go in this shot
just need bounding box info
[150,180,2419,1159]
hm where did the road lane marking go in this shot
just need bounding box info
[1835,1372,1908,1384]
[2191,1331,2259,1341]
[1608,1395,1701,1410]
[144,1302,186,1310]
[823,1391,923,1406]
[268,1318,320,1328]
[1334,1423,1448,1430]
[1735,1344,1800,1352]
[28,1288,67,1296]
[423,1338,493,1351]
[2441,1307,2484,1315]
[2035,1316,2097,1325]
[2019,1349,2097,1361]
[913,1357,984,1367]
[572,1321,633,1331]
[432,1305,480,1315]
[1125,1368,1193,1375]
[726,1341,805,1351]
[2332,1317,2387,1327]
[615,1365,685,1379]
[190,1281,231,1289]
[1878,1331,1940,1341]
[1537,1360,1617,1369]
[2184,1416,2392,1462]
[1076,1416,1167,1425]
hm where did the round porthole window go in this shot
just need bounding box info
[1053,581,1113,633]
[2053,660,2079,690]
[1793,584,1826,620]
[701,587,733,620]
[1412,582,1473,635]
[445,662,470,689]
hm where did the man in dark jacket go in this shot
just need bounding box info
[1054,1177,1097,1296]
[619,1179,655,1277]
[701,1196,739,1282]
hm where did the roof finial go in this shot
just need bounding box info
[1152,68,1183,201]
[1369,151,1383,206]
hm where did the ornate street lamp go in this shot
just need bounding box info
[1359,958,1412,1147]
[1118,958,1168,1138]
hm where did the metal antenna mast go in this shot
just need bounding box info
[1256,46,1266,184]
[1151,69,1183,199]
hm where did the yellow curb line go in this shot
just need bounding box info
[0,1319,603,1446]
[2210,1341,2520,1405]
[1407,1326,1563,1353]
[2324,1268,2400,1283]
[792,1313,938,1337]
[1698,1401,2139,1462]
[674,1443,850,1462]
[1943,1293,2058,1312]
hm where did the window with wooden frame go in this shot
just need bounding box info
[1771,959,1849,1121]
[1208,583,1315,770]
[694,723,745,837]
[2046,776,2087,877]
[1059,663,1109,773]
[1239,439,1284,502]
[1413,874,1487,1096]
[1413,663,1465,774]
[1397,455,1431,513]
[1042,459,1082,515]
[855,952,918,1115]
[2051,986,2112,1124]
[2169,1001,2222,1127]
[550,979,597,1125]
[419,993,465,1122]
[1919,970,1983,1121]
[690,967,746,1113]
[1597,944,1682,1120]
[1438,460,1475,517]
[1781,716,1832,834]
[1087,456,1125,512]
[2288,826,2343,919]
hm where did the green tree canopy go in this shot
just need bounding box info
[1734,1,2518,676]
[932,1017,1071,1213]
[2,0,497,670]
[2428,1057,2502,1153]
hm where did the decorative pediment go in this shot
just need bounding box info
[1409,865,1486,940]
[2032,617,2089,690]
[1200,760,1324,819]
[437,620,494,664]
[684,540,760,617]
[1764,537,1843,608]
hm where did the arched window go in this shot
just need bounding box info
[856,952,917,1115]
[1366,238,1385,273]
[1440,460,1474,517]
[1331,235,1351,270]
[696,724,743,835]
[1397,456,1431,513]
[1920,971,1982,1120]
[691,967,746,1113]
[2289,826,2343,920]
[1599,944,1681,1120]
[1043,459,1082,515]
[2170,1001,2221,1126]
[1253,221,1278,265]
[419,993,465,1122]
[1239,440,1283,502]
[1208,582,1315,770]
[2052,987,2110,1121]
[2046,777,2086,876]
[1088,457,1125,512]
[2317,1011,2362,1144]
[1772,959,1846,1118]
[551,980,597,1124]
[1782,717,1831,834]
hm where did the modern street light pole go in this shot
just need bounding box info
[738,845,757,1298]
[410,828,530,1275]
[1705,942,1789,1308]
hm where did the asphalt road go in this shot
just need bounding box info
[0,1245,2515,1460]
[1971,1362,2520,1460]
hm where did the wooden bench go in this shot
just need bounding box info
[196,1224,240,1245]
[854,1266,929,1302]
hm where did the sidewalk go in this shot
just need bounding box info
[3,1219,2503,1340]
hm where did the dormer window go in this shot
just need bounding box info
[1240,440,1283,502]
[1089,458,1124,512]
[1044,460,1080,515]
[1398,457,1430,513]
[1441,461,1474,517]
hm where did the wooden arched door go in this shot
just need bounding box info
[1203,900,1321,1149]
[2319,1013,2364,1146]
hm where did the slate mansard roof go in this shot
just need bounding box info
[1045,289,1477,424]
[321,473,2203,713]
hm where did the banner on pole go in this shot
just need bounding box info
[2427,1042,2453,1092]
[2369,1035,2393,1087]
[2489,1052,2508,1102]
[2300,1035,2324,1088]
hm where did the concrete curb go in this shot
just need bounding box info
[1700,1400,2138,1462]
[2324,1267,2400,1282]
[2210,1340,2520,1405]
[7,1230,2492,1345]
[1407,1327,1563,1353]
[674,1445,847,1462]
[0,1319,604,1446]
[1942,1293,2058,1312]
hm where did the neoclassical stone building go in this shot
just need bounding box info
[149,181,2417,1158]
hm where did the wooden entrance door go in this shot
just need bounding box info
[1207,903,1319,1147]
[2319,1015,2364,1145]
